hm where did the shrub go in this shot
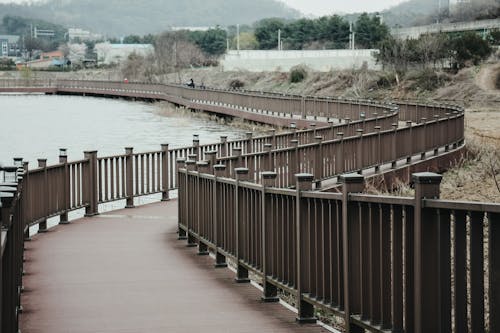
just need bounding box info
[289,66,307,83]
[229,79,245,89]
[409,69,450,91]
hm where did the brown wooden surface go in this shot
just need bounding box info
[20,201,329,333]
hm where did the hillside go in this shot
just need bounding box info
[0,0,300,36]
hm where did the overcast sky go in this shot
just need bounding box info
[282,0,404,15]
[0,0,405,15]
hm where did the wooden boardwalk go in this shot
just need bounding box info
[20,201,329,333]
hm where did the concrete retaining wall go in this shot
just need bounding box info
[221,49,381,72]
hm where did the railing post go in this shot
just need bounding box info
[205,151,217,171]
[124,147,134,209]
[314,136,323,187]
[161,144,170,201]
[301,96,306,119]
[433,115,440,156]
[290,139,299,187]
[195,161,210,256]
[412,172,443,333]
[340,173,365,333]
[245,132,253,154]
[220,136,228,157]
[214,164,228,268]
[185,160,198,247]
[83,151,99,216]
[264,144,273,171]
[337,132,345,174]
[38,159,49,233]
[374,126,381,172]
[295,173,316,323]
[391,123,398,169]
[406,121,413,164]
[176,158,188,240]
[193,134,200,160]
[420,118,427,160]
[59,148,70,224]
[490,212,500,333]
[444,113,451,152]
[356,129,364,174]
[260,171,279,302]
[0,187,15,333]
[234,167,250,283]
[233,147,242,169]
[22,161,31,241]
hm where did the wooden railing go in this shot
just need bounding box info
[0,79,479,333]
[178,168,500,333]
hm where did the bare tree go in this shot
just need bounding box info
[153,31,207,80]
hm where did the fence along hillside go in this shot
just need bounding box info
[0,79,496,333]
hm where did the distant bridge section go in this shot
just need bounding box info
[391,18,500,39]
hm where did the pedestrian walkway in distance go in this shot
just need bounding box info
[20,201,330,333]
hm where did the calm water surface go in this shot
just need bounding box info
[0,94,247,166]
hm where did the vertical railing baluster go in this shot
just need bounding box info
[125,148,134,208]
[295,173,316,323]
[161,144,169,201]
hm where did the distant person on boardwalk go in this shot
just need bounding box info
[187,78,195,88]
[124,78,129,84]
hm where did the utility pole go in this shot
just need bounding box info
[278,29,281,50]
[349,22,355,50]
[237,24,240,53]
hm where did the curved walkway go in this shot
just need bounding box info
[20,201,329,333]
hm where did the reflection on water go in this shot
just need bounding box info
[0,94,247,166]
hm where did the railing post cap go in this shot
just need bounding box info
[196,161,209,167]
[246,132,253,137]
[412,172,443,184]
[337,132,344,136]
[37,158,47,162]
[214,164,226,170]
[310,123,316,127]
[339,173,365,184]
[161,143,169,149]
[315,135,323,141]
[188,154,197,159]
[84,150,98,154]
[374,126,381,130]
[205,150,218,155]
[234,167,249,175]
[1,166,18,173]
[261,171,277,179]
[176,157,186,163]
[295,173,314,182]
[264,143,273,148]
[233,147,242,152]
[185,160,196,165]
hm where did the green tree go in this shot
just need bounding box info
[254,18,286,49]
[190,27,227,56]
[122,34,142,44]
[450,32,492,67]
[315,15,350,49]
[232,32,258,50]
[283,18,317,49]
[354,13,389,49]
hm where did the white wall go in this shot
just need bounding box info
[221,50,381,72]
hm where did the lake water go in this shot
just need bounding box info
[0,94,249,226]
[0,94,248,166]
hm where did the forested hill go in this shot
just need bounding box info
[0,0,301,36]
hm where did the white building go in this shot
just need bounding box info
[68,28,102,41]
[95,43,154,65]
